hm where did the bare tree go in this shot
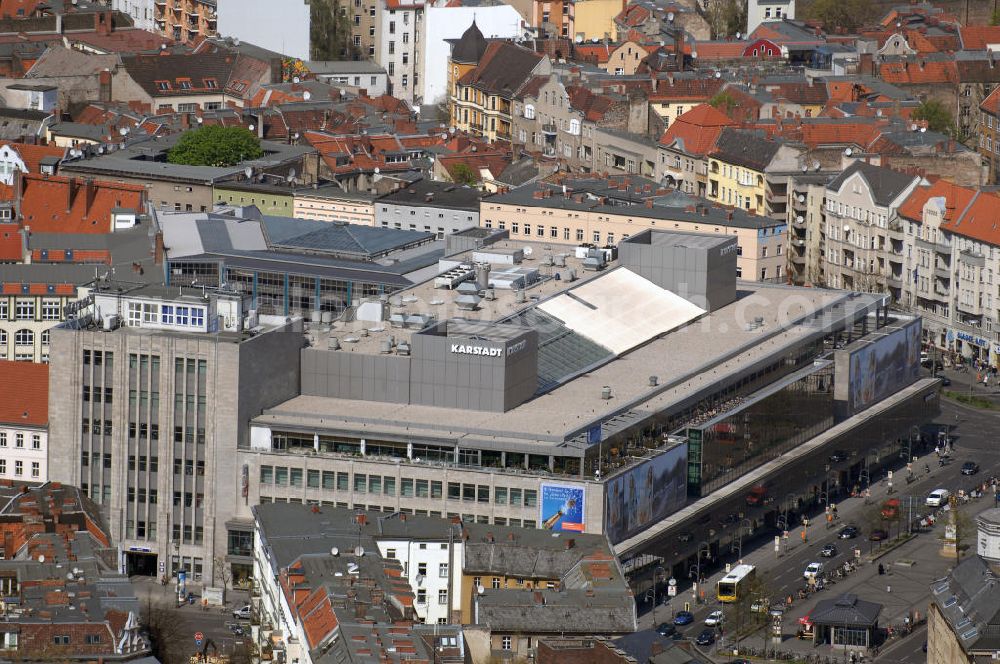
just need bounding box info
[214,556,234,597]
[141,597,190,664]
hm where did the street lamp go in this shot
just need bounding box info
[691,541,711,603]
[736,518,753,562]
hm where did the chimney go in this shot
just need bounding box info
[153,231,164,264]
[565,538,575,549]
[507,532,516,541]
[356,513,367,526]
[66,177,76,213]
[644,198,653,208]
[94,11,112,36]
[180,113,190,130]
[83,178,95,216]
[98,70,112,104]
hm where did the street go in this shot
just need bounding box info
[623,393,1000,663]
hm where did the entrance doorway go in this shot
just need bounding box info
[126,551,158,577]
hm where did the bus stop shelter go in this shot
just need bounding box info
[810,594,882,651]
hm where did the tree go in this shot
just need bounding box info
[805,0,873,34]
[704,0,746,38]
[912,99,956,137]
[310,0,359,61]
[950,502,975,562]
[450,163,479,186]
[167,126,264,167]
[141,597,188,664]
[709,91,738,115]
[214,555,234,595]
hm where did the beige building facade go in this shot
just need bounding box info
[293,187,376,225]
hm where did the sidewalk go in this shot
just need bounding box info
[935,366,1000,409]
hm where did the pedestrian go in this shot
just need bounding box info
[878,563,884,575]
[887,585,891,593]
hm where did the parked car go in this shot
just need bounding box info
[695,629,716,646]
[673,611,694,626]
[705,610,724,626]
[233,604,251,620]
[940,376,952,386]
[838,525,859,539]
[869,528,889,542]
[751,598,770,613]
[820,543,838,557]
[803,562,824,579]
[828,450,849,462]
[961,461,980,476]
[926,488,951,507]
[656,623,677,637]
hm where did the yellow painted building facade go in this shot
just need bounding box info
[573,0,622,40]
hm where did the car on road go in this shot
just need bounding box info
[695,629,716,646]
[803,562,824,579]
[673,611,694,626]
[927,488,951,507]
[940,376,951,386]
[869,528,889,541]
[704,610,724,626]
[838,525,859,539]
[820,543,838,557]
[745,485,767,506]
[880,498,900,519]
[233,604,251,620]
[961,461,980,476]
[828,450,849,462]
[656,623,677,637]
[751,598,770,613]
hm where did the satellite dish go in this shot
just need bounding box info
[843,224,850,232]
[119,127,127,136]
[691,51,698,59]
[524,245,534,256]
[920,127,926,133]
[374,167,380,174]
[330,547,339,557]
[293,76,300,84]
[244,166,253,178]
[38,555,45,563]
[289,168,297,178]
[477,585,485,595]
[801,164,807,172]
[340,89,347,97]
[812,160,821,171]
[667,11,674,21]
[575,35,583,43]
[248,124,255,132]
[354,545,365,557]
[714,71,721,79]
[303,91,312,101]
[736,31,742,39]
[845,147,853,156]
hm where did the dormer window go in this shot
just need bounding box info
[203,78,218,89]
[156,80,171,91]
[178,79,192,90]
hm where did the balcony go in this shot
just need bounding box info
[886,274,902,288]
[934,265,951,279]
[789,251,805,265]
[959,249,986,268]
[541,123,557,136]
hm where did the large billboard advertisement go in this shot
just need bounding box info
[841,318,921,414]
[540,483,586,532]
[604,443,688,544]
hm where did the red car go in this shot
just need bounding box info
[746,485,767,506]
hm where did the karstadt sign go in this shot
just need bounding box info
[449,339,527,358]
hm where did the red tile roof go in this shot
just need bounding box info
[898,178,977,222]
[960,26,1000,50]
[2,143,64,174]
[0,360,47,427]
[615,4,651,28]
[982,86,1000,116]
[0,222,21,261]
[19,175,145,234]
[691,41,749,60]
[573,43,613,64]
[566,85,616,122]
[0,0,42,18]
[878,60,957,85]
[649,77,724,102]
[658,103,735,154]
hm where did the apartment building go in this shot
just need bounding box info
[375,0,425,104]
[112,0,157,31]
[821,161,921,294]
[47,283,302,585]
[787,172,835,287]
[293,185,376,225]
[154,0,217,44]
[451,41,549,143]
[0,361,48,483]
[898,179,1000,367]
[374,179,481,236]
[657,103,736,198]
[979,86,1000,184]
[707,128,804,221]
[480,175,787,281]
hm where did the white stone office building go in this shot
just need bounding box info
[374,0,425,105]
[47,283,302,584]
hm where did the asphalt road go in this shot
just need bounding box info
[625,396,1000,662]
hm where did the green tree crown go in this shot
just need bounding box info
[167,126,264,167]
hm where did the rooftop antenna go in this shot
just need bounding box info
[303,90,312,101]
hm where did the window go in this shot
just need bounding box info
[30,462,38,478]
[15,299,33,320]
[53,635,70,645]
[438,589,448,604]
[524,104,535,119]
[502,635,512,650]
[41,299,60,320]
[14,460,22,476]
[439,562,449,578]
[416,589,426,604]
[31,434,40,449]
[14,433,22,448]
[14,329,31,346]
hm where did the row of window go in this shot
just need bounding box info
[258,466,538,505]
[257,495,539,528]
[0,432,41,449]
[0,459,40,478]
[0,299,62,321]
[127,302,206,328]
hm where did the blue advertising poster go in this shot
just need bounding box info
[540,483,586,532]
